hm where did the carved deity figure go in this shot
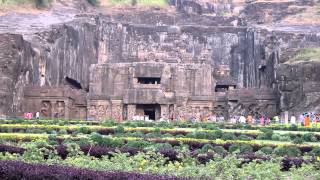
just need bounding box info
[40,101,52,117]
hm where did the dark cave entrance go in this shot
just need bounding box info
[137,77,161,84]
[136,104,160,120]
[65,76,82,89]
[215,85,236,92]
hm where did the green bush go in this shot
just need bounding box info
[271,134,281,141]
[58,129,67,135]
[286,147,301,156]
[221,133,236,140]
[206,124,219,130]
[116,125,125,133]
[152,143,172,151]
[259,128,273,139]
[274,147,287,156]
[229,144,241,153]
[213,146,226,155]
[78,127,91,134]
[289,124,298,131]
[201,144,214,153]
[90,132,104,144]
[126,140,151,148]
[238,135,252,141]
[240,144,253,153]
[292,137,304,144]
[213,130,223,138]
[278,135,291,141]
[259,146,273,155]
[310,147,320,156]
[302,133,317,142]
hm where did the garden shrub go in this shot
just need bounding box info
[259,146,273,155]
[78,127,91,134]
[206,124,219,130]
[221,133,236,140]
[302,133,317,142]
[152,143,173,151]
[278,135,291,141]
[126,140,151,149]
[213,146,226,155]
[292,137,304,144]
[238,135,252,141]
[78,138,91,146]
[310,147,320,156]
[271,134,281,141]
[240,144,253,153]
[259,128,273,139]
[286,147,301,157]
[213,130,223,138]
[229,144,241,153]
[200,144,214,153]
[58,129,67,135]
[116,125,125,133]
[274,147,287,156]
[289,124,298,131]
[90,132,104,144]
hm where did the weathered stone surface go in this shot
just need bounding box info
[0,1,319,120]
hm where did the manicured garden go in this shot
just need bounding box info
[0,119,320,179]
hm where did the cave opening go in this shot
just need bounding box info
[137,77,161,84]
[65,76,82,89]
[215,85,236,92]
[136,104,160,120]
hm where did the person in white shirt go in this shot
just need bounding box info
[290,115,296,125]
[239,116,246,123]
[36,112,40,119]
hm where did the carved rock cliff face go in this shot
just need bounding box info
[0,1,320,118]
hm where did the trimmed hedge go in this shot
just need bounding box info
[0,160,186,180]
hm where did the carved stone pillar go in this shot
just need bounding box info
[111,100,123,122]
[160,104,169,120]
[127,105,136,120]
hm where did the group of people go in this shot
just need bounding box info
[296,113,320,126]
[24,112,40,120]
[229,115,271,125]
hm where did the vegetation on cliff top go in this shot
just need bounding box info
[0,0,52,8]
[287,48,320,64]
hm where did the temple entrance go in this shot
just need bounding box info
[136,104,160,120]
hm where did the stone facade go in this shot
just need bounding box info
[1,1,320,121]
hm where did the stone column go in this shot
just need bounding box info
[111,100,123,122]
[127,105,136,120]
[160,104,169,120]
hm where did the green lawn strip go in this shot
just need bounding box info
[0,133,87,141]
[221,129,320,135]
[2,124,320,137]
[1,132,319,148]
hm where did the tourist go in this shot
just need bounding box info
[300,114,305,126]
[305,115,311,126]
[231,116,237,123]
[260,115,265,126]
[35,112,40,119]
[27,112,33,120]
[239,115,246,124]
[247,115,253,124]
[266,117,271,125]
[290,115,296,125]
